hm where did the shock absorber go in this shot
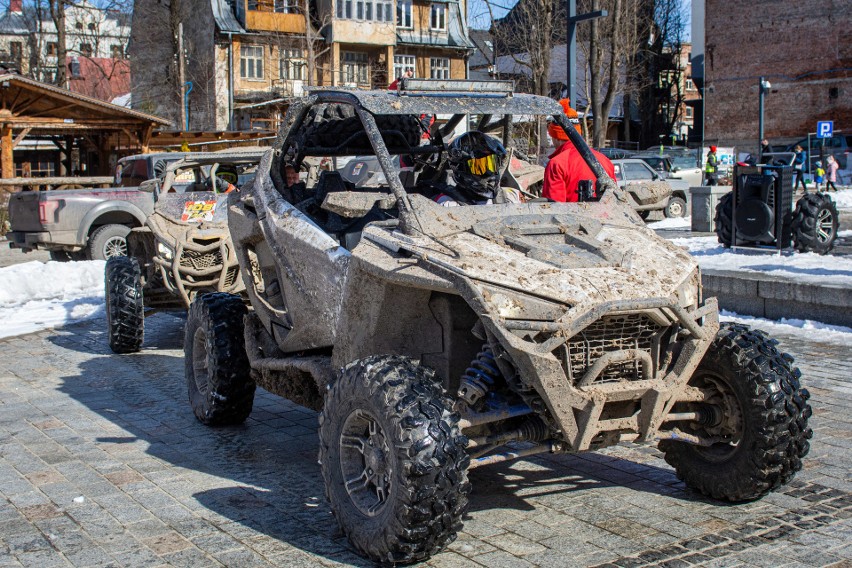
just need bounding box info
[458,344,502,408]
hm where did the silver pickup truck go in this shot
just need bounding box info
[7,152,191,261]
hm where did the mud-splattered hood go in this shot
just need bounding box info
[360,195,699,314]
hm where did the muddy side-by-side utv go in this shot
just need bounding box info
[182,80,812,565]
[105,151,264,353]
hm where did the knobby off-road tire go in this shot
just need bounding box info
[88,223,130,260]
[665,196,688,218]
[661,323,812,502]
[184,293,255,425]
[791,193,838,254]
[105,256,144,354]
[300,104,422,150]
[319,355,470,565]
[714,191,734,247]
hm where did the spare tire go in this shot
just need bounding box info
[300,104,421,150]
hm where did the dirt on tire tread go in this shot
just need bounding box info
[184,293,256,425]
[105,256,144,353]
[661,323,812,502]
[318,355,470,565]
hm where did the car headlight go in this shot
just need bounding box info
[480,285,567,321]
[157,242,174,260]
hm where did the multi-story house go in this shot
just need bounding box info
[130,0,472,132]
[0,0,29,74]
[32,0,131,84]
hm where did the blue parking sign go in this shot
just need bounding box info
[817,121,833,139]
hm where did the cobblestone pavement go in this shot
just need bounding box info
[0,314,851,568]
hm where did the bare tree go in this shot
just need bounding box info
[577,0,641,147]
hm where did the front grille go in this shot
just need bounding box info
[560,314,662,385]
[180,248,223,270]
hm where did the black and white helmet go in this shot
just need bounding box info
[447,131,507,200]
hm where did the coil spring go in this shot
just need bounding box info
[458,344,501,407]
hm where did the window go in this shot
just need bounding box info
[47,42,57,56]
[430,3,446,30]
[273,0,299,12]
[613,164,623,181]
[342,51,369,85]
[393,55,415,79]
[280,48,305,80]
[685,78,693,90]
[430,57,449,79]
[337,0,352,18]
[79,43,93,57]
[685,106,693,119]
[396,0,411,27]
[88,22,96,30]
[340,0,390,21]
[624,162,655,180]
[9,42,21,58]
[240,45,264,79]
[377,0,392,21]
[111,44,123,58]
[75,22,83,30]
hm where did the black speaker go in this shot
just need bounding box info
[732,165,793,248]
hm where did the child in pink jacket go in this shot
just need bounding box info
[826,155,839,192]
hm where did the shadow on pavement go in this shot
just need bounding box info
[49,314,714,565]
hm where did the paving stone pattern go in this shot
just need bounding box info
[0,314,851,567]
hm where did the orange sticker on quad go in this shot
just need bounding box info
[181,200,217,222]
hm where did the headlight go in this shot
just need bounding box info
[157,242,174,260]
[676,269,699,309]
[480,285,567,321]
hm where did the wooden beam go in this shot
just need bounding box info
[0,176,113,186]
[12,127,31,148]
[141,124,153,153]
[28,102,79,118]
[121,127,142,148]
[2,117,156,125]
[12,97,40,116]
[1,126,14,178]
[4,122,152,131]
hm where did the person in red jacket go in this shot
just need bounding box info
[542,99,616,202]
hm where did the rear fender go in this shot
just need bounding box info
[77,201,147,243]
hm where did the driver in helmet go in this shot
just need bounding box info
[209,164,238,193]
[432,131,520,206]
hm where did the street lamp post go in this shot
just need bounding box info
[565,0,607,109]
[758,76,771,161]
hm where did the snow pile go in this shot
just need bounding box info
[0,260,106,339]
[669,236,852,286]
[830,188,852,209]
[720,311,852,347]
[647,216,692,229]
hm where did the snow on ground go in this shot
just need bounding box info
[0,260,106,339]
[668,235,852,286]
[720,310,852,347]
[647,216,692,229]
[830,188,852,208]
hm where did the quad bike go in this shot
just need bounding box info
[104,152,263,353]
[183,80,812,564]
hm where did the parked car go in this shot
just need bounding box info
[783,133,850,170]
[611,158,691,218]
[7,152,192,261]
[595,147,634,160]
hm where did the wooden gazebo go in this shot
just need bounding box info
[0,74,170,178]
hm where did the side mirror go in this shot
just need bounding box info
[139,179,160,195]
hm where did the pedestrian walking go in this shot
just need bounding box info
[792,145,808,192]
[760,139,771,161]
[814,161,825,191]
[705,146,719,186]
[826,155,839,192]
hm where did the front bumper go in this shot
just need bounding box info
[151,236,243,308]
[483,296,720,452]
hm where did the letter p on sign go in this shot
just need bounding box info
[817,121,833,139]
